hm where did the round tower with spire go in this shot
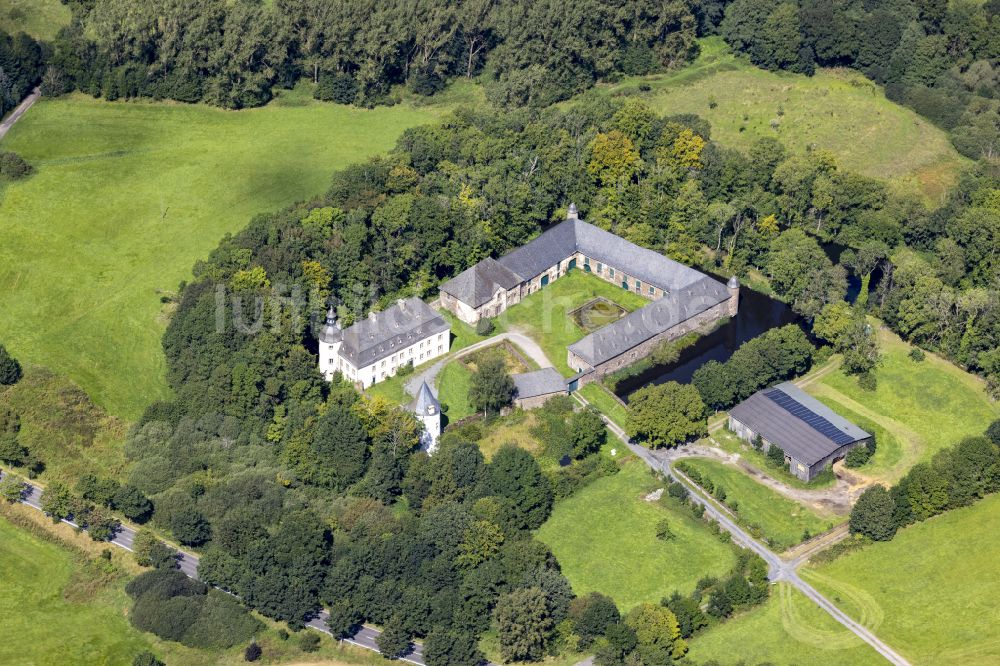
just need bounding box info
[411,381,442,453]
[318,306,343,380]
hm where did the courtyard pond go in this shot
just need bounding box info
[616,282,802,401]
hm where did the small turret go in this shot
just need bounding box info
[318,306,342,344]
[567,202,578,220]
[726,275,740,317]
[318,306,343,381]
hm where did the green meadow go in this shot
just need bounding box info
[536,459,736,610]
[680,458,838,551]
[805,329,999,483]
[593,37,966,200]
[688,582,882,665]
[0,0,70,41]
[804,494,1000,666]
[0,86,463,419]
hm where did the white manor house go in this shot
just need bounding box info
[318,296,450,388]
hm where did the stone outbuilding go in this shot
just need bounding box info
[511,368,568,410]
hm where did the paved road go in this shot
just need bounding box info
[0,87,40,141]
[1,471,428,664]
[404,330,554,398]
[571,393,912,666]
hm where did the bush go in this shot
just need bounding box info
[766,444,786,466]
[298,631,321,653]
[985,419,1000,446]
[858,372,877,392]
[132,651,164,666]
[0,152,33,181]
[475,318,495,336]
[908,348,925,362]
[0,345,23,385]
[127,569,206,600]
[844,443,873,468]
[849,485,897,541]
[0,474,27,503]
[396,359,414,377]
[245,641,262,662]
[655,519,675,541]
[181,591,263,649]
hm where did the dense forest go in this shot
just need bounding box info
[716,0,1000,159]
[32,0,700,108]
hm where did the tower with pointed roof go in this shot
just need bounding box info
[318,306,342,380]
[411,381,442,453]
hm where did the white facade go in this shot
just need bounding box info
[318,306,449,388]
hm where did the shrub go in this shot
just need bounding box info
[475,318,495,336]
[245,642,262,662]
[985,419,1000,446]
[0,474,27,503]
[844,443,872,468]
[766,444,786,466]
[181,591,262,649]
[908,348,925,362]
[858,372,877,391]
[298,631,321,653]
[0,345,23,385]
[0,152,33,181]
[126,569,206,600]
[849,485,897,541]
[132,651,164,666]
[396,360,414,377]
[655,519,675,541]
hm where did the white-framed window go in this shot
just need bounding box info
[609,267,615,277]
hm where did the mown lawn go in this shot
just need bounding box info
[577,382,630,432]
[590,37,966,200]
[803,494,1000,665]
[0,0,71,41]
[688,582,883,666]
[804,328,998,483]
[437,360,474,422]
[680,458,840,551]
[497,271,649,377]
[536,459,736,610]
[0,87,457,420]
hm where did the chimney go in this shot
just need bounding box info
[567,202,578,220]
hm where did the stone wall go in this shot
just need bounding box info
[514,391,567,411]
[571,299,732,386]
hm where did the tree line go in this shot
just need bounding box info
[0,29,44,118]
[31,0,703,109]
[716,0,1000,160]
[850,420,1000,542]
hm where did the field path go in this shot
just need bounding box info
[0,87,40,141]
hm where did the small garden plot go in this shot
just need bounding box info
[569,297,628,333]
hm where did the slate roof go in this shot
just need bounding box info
[439,258,522,308]
[340,297,449,368]
[728,382,871,466]
[567,275,730,366]
[318,306,342,344]
[512,367,568,399]
[411,381,441,415]
[439,218,711,304]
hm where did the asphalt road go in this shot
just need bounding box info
[571,392,912,666]
[0,87,40,141]
[1,471,427,664]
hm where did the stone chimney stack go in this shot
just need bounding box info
[567,202,578,220]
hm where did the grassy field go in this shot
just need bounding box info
[0,0,70,41]
[592,37,966,200]
[0,86,462,420]
[497,271,648,377]
[804,329,999,483]
[0,515,151,665]
[803,494,1000,665]
[0,365,129,483]
[680,458,839,551]
[688,582,883,665]
[536,459,736,610]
